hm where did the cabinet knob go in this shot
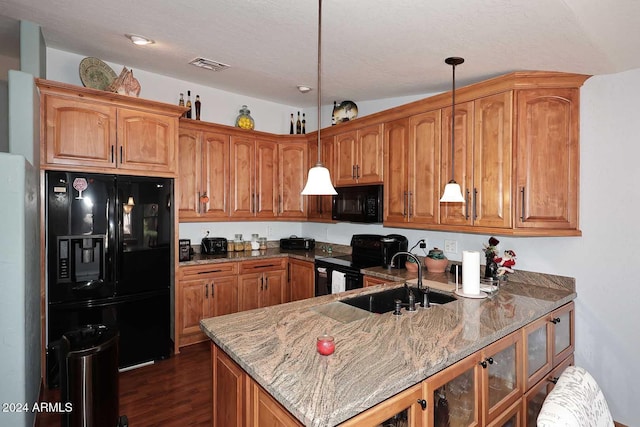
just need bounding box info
[479,357,493,368]
[548,376,559,384]
[550,317,561,324]
[417,399,427,410]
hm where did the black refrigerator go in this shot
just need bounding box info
[45,171,172,387]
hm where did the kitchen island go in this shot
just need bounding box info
[201,272,575,426]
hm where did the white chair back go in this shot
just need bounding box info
[537,365,614,427]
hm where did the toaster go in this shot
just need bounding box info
[201,237,228,255]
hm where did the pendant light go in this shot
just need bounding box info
[301,0,337,195]
[440,57,465,203]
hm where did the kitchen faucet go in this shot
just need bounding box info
[390,251,430,307]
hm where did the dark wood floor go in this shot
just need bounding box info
[38,342,212,427]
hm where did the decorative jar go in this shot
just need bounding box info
[424,248,448,273]
[235,105,254,130]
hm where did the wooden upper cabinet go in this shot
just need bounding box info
[358,123,384,184]
[230,136,256,218]
[409,110,441,225]
[117,108,176,173]
[278,140,307,218]
[307,135,334,221]
[472,92,513,229]
[178,123,229,220]
[383,118,410,224]
[440,92,513,229]
[515,89,579,230]
[255,138,278,218]
[440,100,474,226]
[43,95,116,168]
[38,79,183,176]
[229,136,278,219]
[335,124,383,186]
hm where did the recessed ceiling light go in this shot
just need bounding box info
[126,34,155,46]
[297,85,312,93]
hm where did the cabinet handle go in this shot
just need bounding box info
[265,277,268,290]
[256,194,260,213]
[417,399,427,410]
[550,317,561,324]
[197,269,223,275]
[465,189,470,220]
[205,283,208,298]
[119,146,123,164]
[408,191,412,218]
[352,165,356,179]
[479,357,494,368]
[520,187,526,222]
[548,376,559,384]
[278,194,282,214]
[211,283,214,297]
[251,263,278,269]
[473,188,478,220]
[110,145,115,163]
[356,164,360,179]
[251,193,255,213]
[260,276,264,290]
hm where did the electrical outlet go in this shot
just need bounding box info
[419,239,428,249]
[266,225,273,237]
[444,239,457,254]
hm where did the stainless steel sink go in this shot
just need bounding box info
[339,284,456,314]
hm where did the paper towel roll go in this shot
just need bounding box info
[462,251,481,295]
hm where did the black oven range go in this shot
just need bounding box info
[314,234,408,296]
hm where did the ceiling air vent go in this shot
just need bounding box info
[189,57,230,72]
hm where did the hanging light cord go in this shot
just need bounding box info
[315,0,323,166]
[450,61,456,182]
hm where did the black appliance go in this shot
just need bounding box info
[45,171,172,387]
[280,236,316,251]
[201,237,228,254]
[179,239,192,261]
[332,185,383,223]
[315,234,396,296]
[381,234,409,268]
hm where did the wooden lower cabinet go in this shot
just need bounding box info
[288,259,315,302]
[339,383,425,426]
[212,344,302,427]
[211,302,573,427]
[522,354,574,426]
[177,262,238,348]
[238,258,288,311]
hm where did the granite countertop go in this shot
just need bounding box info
[200,273,576,426]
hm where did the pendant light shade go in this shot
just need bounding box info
[301,0,337,196]
[440,56,465,203]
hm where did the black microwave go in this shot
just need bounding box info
[332,185,383,223]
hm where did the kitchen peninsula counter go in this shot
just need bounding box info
[200,274,575,426]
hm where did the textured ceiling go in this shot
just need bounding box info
[0,0,639,106]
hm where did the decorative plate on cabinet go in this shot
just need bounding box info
[79,57,117,91]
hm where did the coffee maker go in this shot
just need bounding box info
[381,234,409,268]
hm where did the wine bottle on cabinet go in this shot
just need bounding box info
[290,113,294,134]
[302,113,306,134]
[179,93,185,107]
[331,101,337,125]
[186,90,192,119]
[296,111,301,134]
[195,95,201,120]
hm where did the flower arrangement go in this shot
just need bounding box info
[483,237,516,279]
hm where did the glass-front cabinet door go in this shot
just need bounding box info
[523,355,574,426]
[339,383,425,427]
[522,315,552,389]
[481,330,523,424]
[425,353,481,427]
[551,302,574,365]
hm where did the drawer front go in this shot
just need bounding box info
[181,262,238,279]
[239,258,287,274]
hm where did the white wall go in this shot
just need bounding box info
[46,49,639,425]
